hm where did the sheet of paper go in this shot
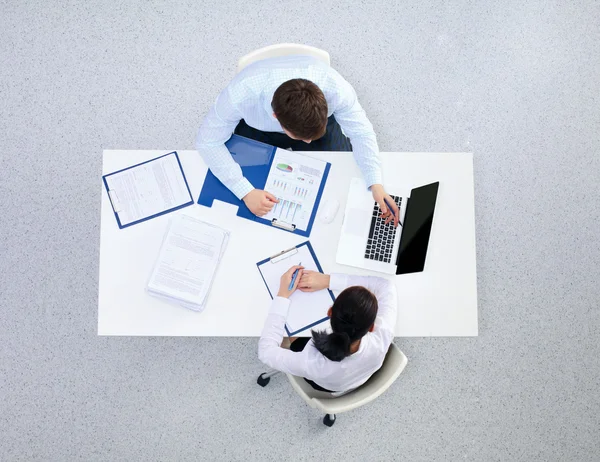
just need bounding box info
[105,153,192,226]
[258,244,333,334]
[262,149,328,232]
[147,215,229,308]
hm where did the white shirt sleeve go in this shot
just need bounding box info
[195,88,254,200]
[329,273,398,334]
[257,297,312,377]
[331,78,383,188]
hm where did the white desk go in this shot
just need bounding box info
[98,150,477,336]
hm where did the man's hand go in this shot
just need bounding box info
[370,184,399,227]
[242,189,279,217]
[298,270,330,293]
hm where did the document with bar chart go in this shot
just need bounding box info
[262,149,329,232]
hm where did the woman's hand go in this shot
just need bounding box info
[298,271,330,292]
[277,265,304,299]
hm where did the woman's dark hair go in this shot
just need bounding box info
[311,286,378,362]
[271,79,328,140]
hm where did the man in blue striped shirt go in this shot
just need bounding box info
[195,55,399,226]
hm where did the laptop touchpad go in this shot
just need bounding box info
[344,208,369,237]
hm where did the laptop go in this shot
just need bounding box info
[336,178,439,275]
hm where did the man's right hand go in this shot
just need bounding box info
[242,189,279,216]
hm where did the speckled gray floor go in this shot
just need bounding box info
[1,1,599,461]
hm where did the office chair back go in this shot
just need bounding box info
[287,342,408,415]
[237,43,330,73]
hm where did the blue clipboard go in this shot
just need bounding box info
[103,151,194,229]
[256,241,335,336]
[198,135,331,237]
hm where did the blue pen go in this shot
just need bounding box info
[288,262,302,290]
[384,198,402,227]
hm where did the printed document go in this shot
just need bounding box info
[105,153,192,227]
[262,150,328,231]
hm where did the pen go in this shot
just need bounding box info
[288,262,302,290]
[383,198,402,227]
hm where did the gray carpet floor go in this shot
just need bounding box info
[1,1,599,461]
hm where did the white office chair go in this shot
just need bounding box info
[257,343,408,427]
[237,43,330,73]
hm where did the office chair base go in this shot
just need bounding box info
[323,414,336,427]
[257,373,271,387]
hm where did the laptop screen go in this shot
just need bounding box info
[395,182,439,275]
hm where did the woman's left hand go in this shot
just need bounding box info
[277,265,304,299]
[298,270,330,292]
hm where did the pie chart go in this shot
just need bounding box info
[276,163,293,173]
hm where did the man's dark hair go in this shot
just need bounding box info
[271,78,328,140]
[311,286,378,362]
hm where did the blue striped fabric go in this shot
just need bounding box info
[195,55,382,199]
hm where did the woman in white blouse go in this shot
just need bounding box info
[258,266,398,394]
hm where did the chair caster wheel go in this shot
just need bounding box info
[323,414,336,427]
[257,373,271,387]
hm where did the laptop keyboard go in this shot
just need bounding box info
[364,195,402,263]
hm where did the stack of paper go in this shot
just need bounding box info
[147,214,229,312]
